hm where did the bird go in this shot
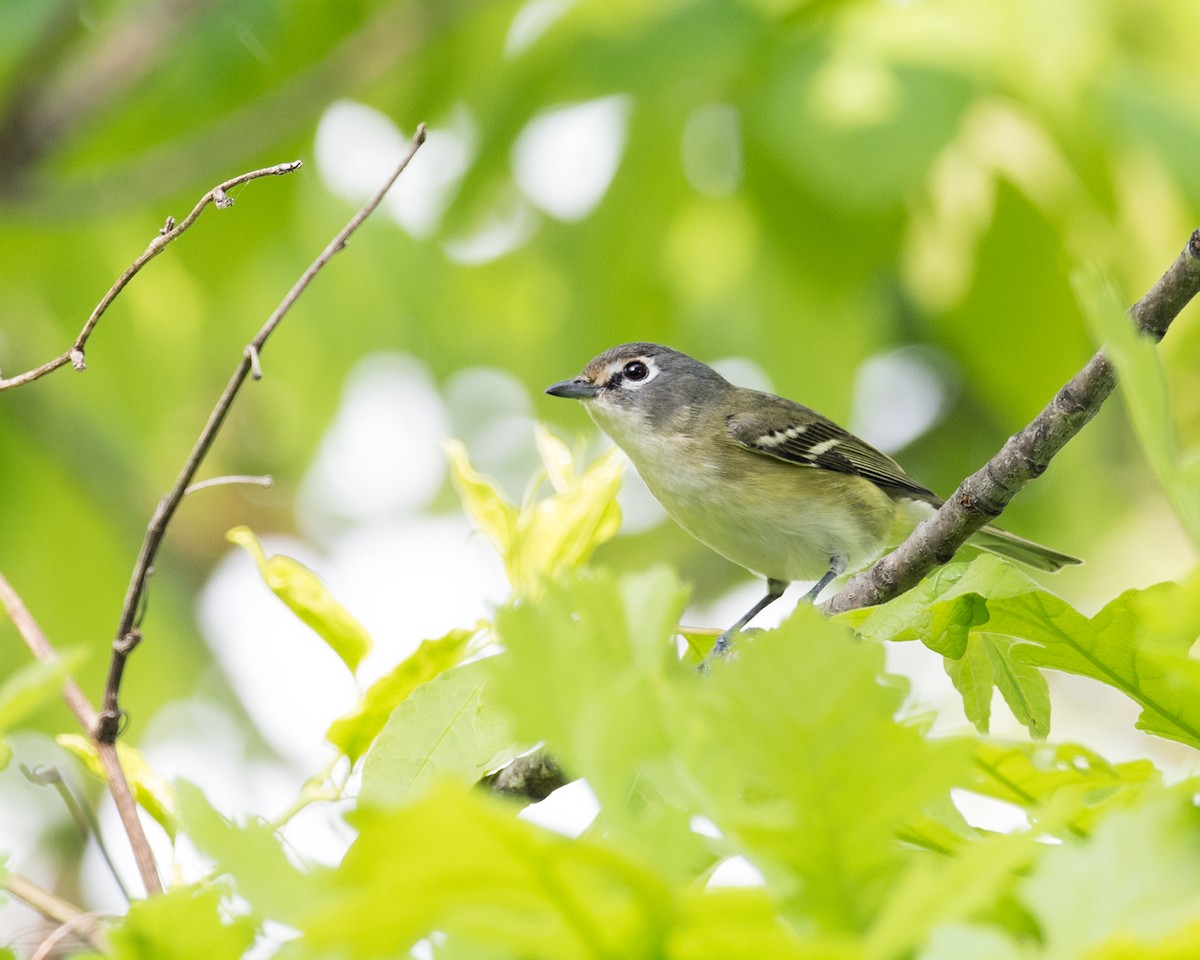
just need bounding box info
[545,342,1079,663]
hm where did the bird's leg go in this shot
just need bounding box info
[699,556,848,672]
[800,555,847,602]
[699,578,789,671]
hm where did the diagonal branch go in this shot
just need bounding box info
[5,872,108,954]
[97,123,428,744]
[826,229,1200,615]
[0,160,302,391]
[0,570,160,894]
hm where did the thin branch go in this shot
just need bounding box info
[98,123,429,745]
[0,160,302,391]
[31,911,109,960]
[826,229,1200,615]
[5,873,108,953]
[184,474,274,496]
[93,742,161,894]
[0,570,160,894]
[22,764,131,902]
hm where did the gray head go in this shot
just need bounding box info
[545,342,731,433]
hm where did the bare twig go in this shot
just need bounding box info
[22,764,131,902]
[93,742,161,893]
[185,474,274,496]
[0,160,302,391]
[98,123,429,744]
[31,911,109,960]
[5,873,108,953]
[0,571,160,894]
[826,229,1200,615]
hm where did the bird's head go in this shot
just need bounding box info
[545,342,729,439]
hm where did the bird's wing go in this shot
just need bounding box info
[725,395,940,504]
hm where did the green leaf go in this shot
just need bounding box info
[1085,921,1200,959]
[670,888,853,960]
[489,567,704,872]
[303,781,675,959]
[852,556,1200,750]
[176,779,327,926]
[969,740,1159,834]
[359,659,520,808]
[0,649,86,771]
[326,625,477,762]
[693,605,971,933]
[106,884,255,960]
[982,633,1049,739]
[865,826,1043,960]
[226,526,372,674]
[1020,787,1200,958]
[841,556,1035,651]
[447,428,624,598]
[942,634,995,734]
[989,575,1200,750]
[57,734,179,840]
[443,438,518,556]
[918,924,1024,960]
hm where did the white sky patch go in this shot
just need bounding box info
[850,346,956,454]
[951,787,1030,834]
[325,516,509,686]
[443,366,540,497]
[315,100,475,239]
[300,353,450,527]
[442,194,539,264]
[518,778,601,836]
[198,538,361,768]
[707,855,766,888]
[505,0,572,57]
[512,96,630,221]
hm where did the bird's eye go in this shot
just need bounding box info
[623,360,650,382]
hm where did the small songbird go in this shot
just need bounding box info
[546,342,1079,662]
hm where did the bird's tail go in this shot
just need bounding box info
[968,525,1081,572]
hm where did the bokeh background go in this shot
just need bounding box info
[2,0,1200,936]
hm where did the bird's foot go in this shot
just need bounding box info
[697,630,735,673]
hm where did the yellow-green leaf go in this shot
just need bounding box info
[227,526,372,675]
[326,626,478,762]
[447,428,624,597]
[57,734,179,840]
[443,439,517,554]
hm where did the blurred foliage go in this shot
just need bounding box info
[2,0,1199,718]
[3,0,1200,953]
[10,393,1200,957]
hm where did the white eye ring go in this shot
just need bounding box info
[623,360,650,381]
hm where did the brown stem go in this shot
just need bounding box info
[826,229,1200,615]
[0,160,302,391]
[5,872,108,953]
[97,124,429,743]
